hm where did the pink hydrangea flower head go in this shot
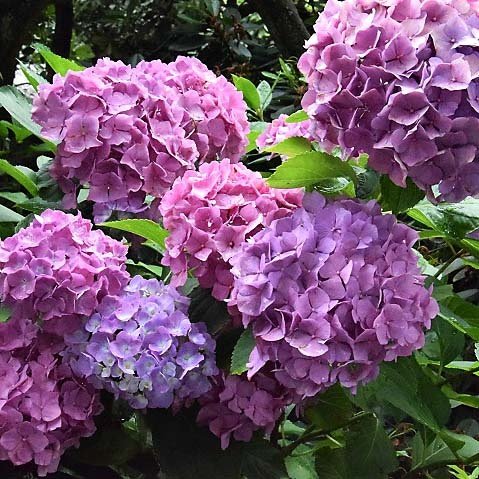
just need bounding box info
[299,0,479,202]
[230,192,438,399]
[0,209,129,335]
[32,57,249,221]
[197,372,292,449]
[256,114,312,150]
[0,327,102,476]
[159,158,303,300]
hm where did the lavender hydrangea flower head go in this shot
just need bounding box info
[0,324,102,476]
[256,114,312,150]
[197,372,292,449]
[65,276,218,409]
[0,209,129,336]
[230,192,438,398]
[299,0,479,202]
[32,57,249,221]
[159,158,303,301]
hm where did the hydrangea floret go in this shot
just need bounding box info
[299,0,479,202]
[32,57,249,221]
[230,192,438,398]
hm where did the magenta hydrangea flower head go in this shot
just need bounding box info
[256,114,312,150]
[65,276,218,410]
[197,371,292,449]
[32,57,249,221]
[229,192,438,399]
[159,158,303,301]
[0,325,102,476]
[299,0,479,202]
[0,209,129,336]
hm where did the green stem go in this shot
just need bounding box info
[427,249,465,286]
[281,411,372,457]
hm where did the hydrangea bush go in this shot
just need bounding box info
[2,6,479,477]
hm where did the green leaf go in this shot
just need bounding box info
[315,415,398,479]
[246,121,268,153]
[315,177,355,198]
[69,423,141,466]
[0,120,33,142]
[380,176,425,213]
[267,151,357,189]
[264,137,312,156]
[0,204,24,223]
[125,259,163,278]
[408,198,479,240]
[188,287,231,336]
[241,440,288,479]
[148,409,286,479]
[33,43,84,75]
[439,293,479,341]
[257,80,272,111]
[0,86,50,142]
[204,0,220,16]
[305,384,353,431]
[0,306,11,323]
[0,192,30,204]
[442,385,479,408]
[286,110,309,124]
[356,357,450,431]
[230,328,255,375]
[99,219,168,248]
[15,197,62,214]
[232,75,261,111]
[18,61,47,90]
[285,450,318,479]
[433,316,465,367]
[412,430,479,471]
[461,238,479,258]
[0,159,38,196]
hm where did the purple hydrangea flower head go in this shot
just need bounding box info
[256,114,312,150]
[159,158,303,300]
[299,0,479,202]
[65,276,218,409]
[0,325,102,476]
[32,57,249,221]
[229,192,438,398]
[197,372,292,449]
[0,209,129,336]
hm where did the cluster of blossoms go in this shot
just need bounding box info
[299,0,479,202]
[32,57,249,221]
[65,276,218,410]
[197,372,291,449]
[0,210,129,474]
[0,209,129,336]
[256,114,312,150]
[0,334,102,476]
[230,192,438,398]
[160,159,303,301]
